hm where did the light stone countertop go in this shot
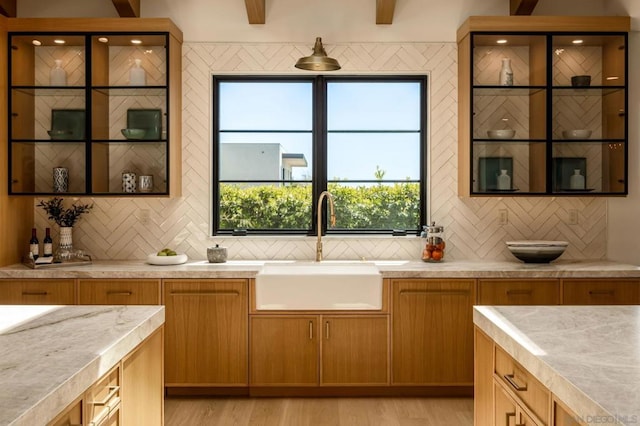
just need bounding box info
[0,305,165,426]
[0,259,638,279]
[474,306,640,426]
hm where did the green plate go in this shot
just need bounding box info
[51,109,86,140]
[127,109,162,140]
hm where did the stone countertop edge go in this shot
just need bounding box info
[0,259,639,279]
[473,306,639,426]
[2,305,165,426]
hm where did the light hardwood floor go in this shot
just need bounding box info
[165,397,473,426]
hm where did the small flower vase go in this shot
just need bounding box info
[499,58,514,86]
[129,58,146,86]
[56,226,74,261]
[50,59,67,86]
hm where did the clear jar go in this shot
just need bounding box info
[421,221,445,262]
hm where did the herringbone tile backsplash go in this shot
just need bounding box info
[34,41,607,261]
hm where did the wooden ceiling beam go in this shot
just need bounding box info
[376,0,396,24]
[510,0,538,16]
[245,0,265,24]
[0,0,16,17]
[112,0,140,18]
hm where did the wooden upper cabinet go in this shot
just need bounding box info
[457,16,629,197]
[164,279,248,386]
[391,279,475,386]
[7,18,182,197]
[0,279,75,304]
[478,279,560,305]
[78,279,161,305]
[562,279,640,305]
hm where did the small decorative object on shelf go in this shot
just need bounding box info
[50,59,67,86]
[569,169,585,190]
[122,172,137,193]
[129,58,146,86]
[29,228,39,260]
[421,221,445,262]
[43,227,53,257]
[499,57,513,86]
[497,169,511,190]
[139,175,154,192]
[37,197,93,261]
[53,167,69,192]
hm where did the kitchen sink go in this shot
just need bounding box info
[255,262,383,310]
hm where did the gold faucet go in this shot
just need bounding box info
[316,191,336,262]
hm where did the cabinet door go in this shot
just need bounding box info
[392,279,475,385]
[47,397,82,426]
[78,279,160,305]
[250,316,318,386]
[164,279,248,386]
[478,279,560,305]
[562,279,640,305]
[494,381,518,426]
[0,279,75,304]
[554,399,582,426]
[321,315,389,385]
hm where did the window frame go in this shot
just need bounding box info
[212,74,428,236]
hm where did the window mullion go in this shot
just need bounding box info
[312,75,328,236]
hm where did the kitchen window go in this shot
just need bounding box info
[212,75,427,236]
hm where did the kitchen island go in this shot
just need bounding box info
[474,305,640,425]
[0,305,165,426]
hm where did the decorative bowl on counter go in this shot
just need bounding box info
[571,75,591,87]
[146,253,188,265]
[121,128,147,140]
[207,244,228,263]
[562,129,592,140]
[487,129,516,140]
[506,240,568,263]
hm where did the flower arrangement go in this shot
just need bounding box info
[37,197,93,227]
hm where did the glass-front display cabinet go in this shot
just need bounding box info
[457,16,629,196]
[7,18,182,196]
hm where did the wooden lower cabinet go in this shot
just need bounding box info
[78,279,161,305]
[164,279,248,387]
[478,279,560,305]
[391,279,475,386]
[48,397,82,426]
[0,279,75,304]
[250,314,389,387]
[554,398,583,426]
[562,279,640,305]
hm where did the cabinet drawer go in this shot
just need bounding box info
[0,279,75,304]
[495,346,549,422]
[562,279,640,305]
[86,365,121,426]
[478,280,559,305]
[78,279,161,305]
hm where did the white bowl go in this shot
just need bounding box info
[146,253,188,265]
[562,129,592,140]
[506,240,568,263]
[487,129,516,140]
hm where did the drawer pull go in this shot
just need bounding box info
[22,291,48,296]
[399,289,469,296]
[309,321,313,340]
[170,290,240,296]
[106,291,132,296]
[506,290,532,296]
[90,385,119,406]
[506,412,516,426]
[504,373,527,392]
[588,290,615,296]
[325,321,330,340]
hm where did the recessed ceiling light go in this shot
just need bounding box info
[131,39,142,45]
[496,39,508,44]
[572,39,584,44]
[54,39,66,45]
[98,37,109,43]
[32,40,42,46]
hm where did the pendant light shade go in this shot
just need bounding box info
[295,37,341,71]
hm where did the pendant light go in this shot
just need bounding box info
[295,37,341,71]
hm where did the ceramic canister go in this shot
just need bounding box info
[138,175,154,192]
[122,172,137,193]
[53,167,69,192]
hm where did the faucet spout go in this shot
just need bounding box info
[316,191,336,262]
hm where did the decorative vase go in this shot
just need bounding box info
[50,59,67,86]
[129,58,146,86]
[569,169,585,190]
[499,58,514,86]
[56,226,74,261]
[122,172,137,193]
[53,167,69,192]
[496,169,511,190]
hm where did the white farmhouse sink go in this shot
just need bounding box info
[255,262,383,310]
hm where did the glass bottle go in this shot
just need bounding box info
[421,222,445,262]
[29,228,39,260]
[497,169,511,190]
[129,58,146,86]
[43,228,53,257]
[499,58,513,86]
[50,59,67,86]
